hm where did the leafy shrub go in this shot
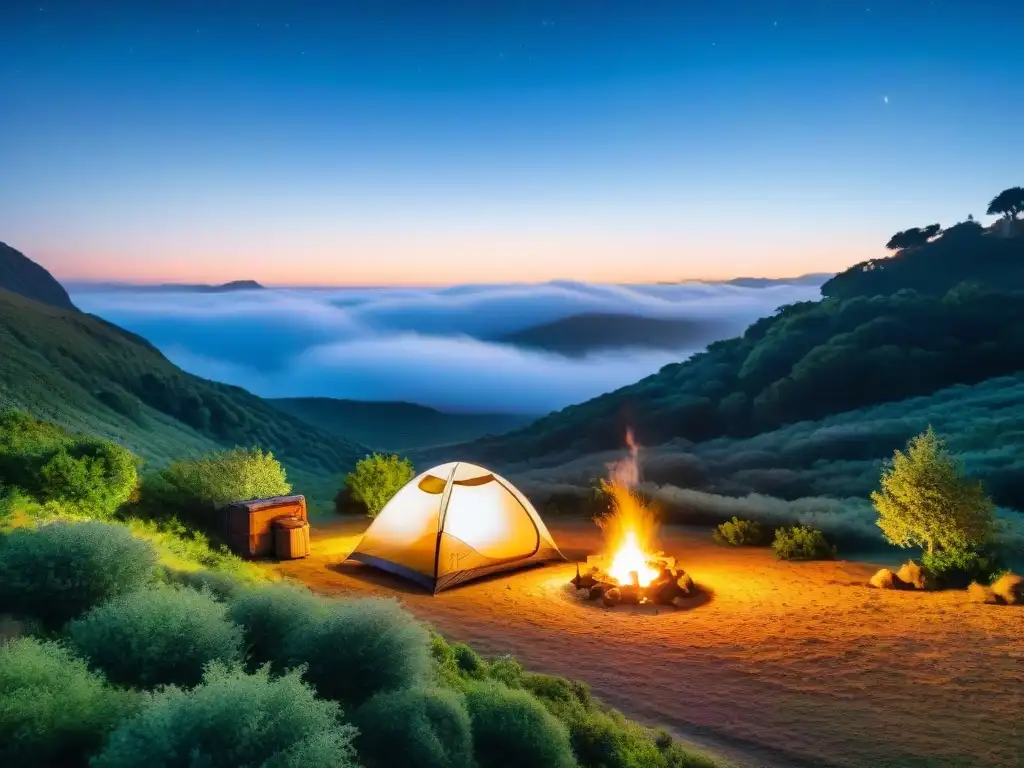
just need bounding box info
[287,598,432,708]
[486,653,526,687]
[39,440,139,518]
[771,525,837,561]
[521,672,592,723]
[355,686,474,768]
[452,641,487,678]
[162,567,248,601]
[464,681,575,768]
[571,711,665,768]
[343,453,415,517]
[147,447,291,527]
[67,584,243,688]
[0,520,158,629]
[91,663,358,768]
[0,412,139,518]
[712,517,766,546]
[872,427,995,554]
[0,638,136,767]
[228,581,332,671]
[922,547,1007,589]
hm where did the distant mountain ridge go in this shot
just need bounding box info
[0,242,76,310]
[69,279,265,293]
[498,313,727,356]
[271,397,536,451]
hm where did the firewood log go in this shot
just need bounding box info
[602,587,622,607]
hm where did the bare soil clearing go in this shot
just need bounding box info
[267,519,1023,768]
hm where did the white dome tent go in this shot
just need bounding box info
[345,461,565,593]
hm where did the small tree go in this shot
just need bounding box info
[871,427,995,555]
[147,447,291,525]
[885,224,941,251]
[343,453,414,517]
[986,186,1024,221]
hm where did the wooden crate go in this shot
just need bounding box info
[221,495,307,558]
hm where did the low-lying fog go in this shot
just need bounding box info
[70,279,824,414]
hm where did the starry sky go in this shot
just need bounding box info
[1,0,1021,285]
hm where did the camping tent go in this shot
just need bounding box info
[345,461,565,592]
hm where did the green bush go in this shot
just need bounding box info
[162,567,248,601]
[228,581,332,671]
[464,681,575,768]
[771,525,837,561]
[922,547,1007,589]
[0,412,139,518]
[486,653,525,687]
[0,638,136,767]
[712,517,766,546]
[521,672,592,723]
[0,520,158,629]
[147,447,291,527]
[355,686,474,768]
[67,584,243,688]
[571,711,665,768]
[287,598,432,708]
[343,453,415,517]
[91,663,359,768]
[39,440,139,518]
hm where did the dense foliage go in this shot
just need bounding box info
[0,516,721,768]
[286,598,433,708]
[712,517,766,546]
[144,446,292,526]
[872,428,995,554]
[343,452,416,517]
[771,525,836,561]
[464,681,576,768]
[0,638,136,768]
[921,548,1006,590]
[91,664,359,768]
[0,520,158,629]
[227,581,332,672]
[355,686,475,768]
[67,584,244,688]
[0,410,138,518]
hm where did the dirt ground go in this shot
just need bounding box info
[267,519,1023,768]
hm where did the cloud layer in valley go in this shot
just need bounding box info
[70,279,825,415]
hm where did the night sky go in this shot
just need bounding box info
[1,1,1020,285]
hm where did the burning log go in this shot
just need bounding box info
[569,561,699,609]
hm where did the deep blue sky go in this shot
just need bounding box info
[1,0,1020,284]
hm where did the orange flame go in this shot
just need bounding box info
[596,429,661,587]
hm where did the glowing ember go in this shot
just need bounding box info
[596,429,662,587]
[607,529,661,587]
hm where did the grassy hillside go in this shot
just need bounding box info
[0,242,76,310]
[497,312,725,356]
[271,397,535,451]
[0,289,368,509]
[437,286,1024,466]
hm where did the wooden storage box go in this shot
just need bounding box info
[222,495,307,558]
[274,517,311,560]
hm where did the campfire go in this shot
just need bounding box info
[570,431,698,609]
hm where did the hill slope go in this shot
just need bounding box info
[271,397,535,452]
[0,288,368,507]
[497,313,724,356]
[437,232,1024,466]
[0,242,76,310]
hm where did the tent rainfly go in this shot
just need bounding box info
[345,461,566,592]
